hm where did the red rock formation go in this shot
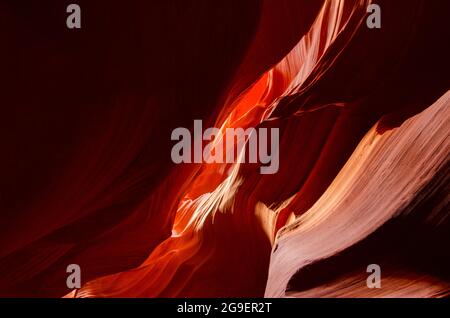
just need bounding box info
[1,0,449,298]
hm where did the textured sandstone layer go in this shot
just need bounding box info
[1,0,449,297]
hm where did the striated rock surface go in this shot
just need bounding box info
[1,0,449,297]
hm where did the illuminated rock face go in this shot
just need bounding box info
[0,0,449,298]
